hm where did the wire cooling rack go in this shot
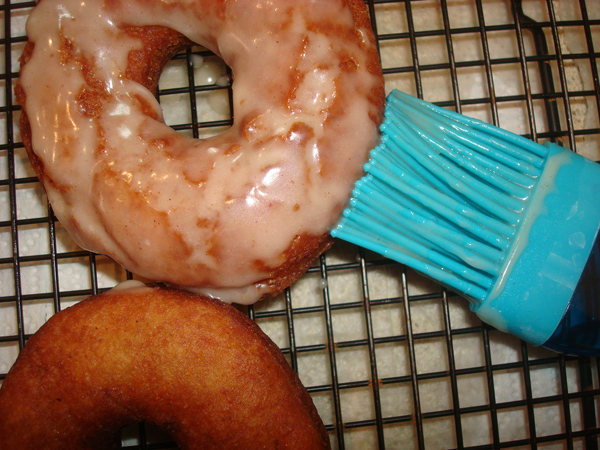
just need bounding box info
[1,0,599,449]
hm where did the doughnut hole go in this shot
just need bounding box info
[158,47,233,140]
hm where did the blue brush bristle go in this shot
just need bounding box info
[333,90,547,305]
[332,90,600,354]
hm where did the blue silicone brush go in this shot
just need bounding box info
[332,90,600,356]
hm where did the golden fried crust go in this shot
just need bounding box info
[0,286,331,450]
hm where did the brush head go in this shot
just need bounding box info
[332,90,600,353]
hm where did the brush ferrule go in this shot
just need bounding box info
[474,144,600,346]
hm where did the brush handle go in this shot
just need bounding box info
[543,231,600,356]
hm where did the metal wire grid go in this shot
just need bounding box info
[0,0,600,449]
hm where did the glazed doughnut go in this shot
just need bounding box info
[16,0,384,304]
[0,284,331,449]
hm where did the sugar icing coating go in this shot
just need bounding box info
[19,0,383,303]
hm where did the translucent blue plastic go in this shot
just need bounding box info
[543,232,600,356]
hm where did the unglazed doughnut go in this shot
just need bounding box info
[0,285,331,449]
[16,0,384,304]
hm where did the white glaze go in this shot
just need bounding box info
[109,279,148,293]
[20,0,383,304]
[486,149,571,303]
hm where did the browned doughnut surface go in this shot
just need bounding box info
[0,285,330,449]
